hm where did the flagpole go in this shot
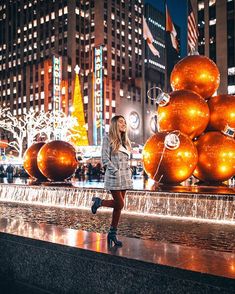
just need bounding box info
[186,0,189,56]
[164,0,167,92]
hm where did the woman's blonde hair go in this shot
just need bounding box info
[109,115,131,153]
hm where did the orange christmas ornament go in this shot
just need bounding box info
[157,90,209,139]
[170,55,220,99]
[208,94,235,132]
[142,131,198,184]
[23,142,46,180]
[193,131,235,182]
[37,140,78,181]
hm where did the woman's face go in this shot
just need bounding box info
[117,117,126,133]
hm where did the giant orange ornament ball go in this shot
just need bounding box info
[193,131,235,182]
[23,142,47,180]
[208,94,235,131]
[170,55,220,99]
[142,131,198,184]
[37,140,78,181]
[157,90,210,139]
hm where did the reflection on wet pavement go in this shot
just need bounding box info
[0,202,234,253]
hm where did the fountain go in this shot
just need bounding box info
[0,183,234,224]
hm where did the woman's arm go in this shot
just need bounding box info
[101,136,118,174]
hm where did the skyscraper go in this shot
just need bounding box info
[194,0,233,95]
[143,3,180,141]
[0,0,144,145]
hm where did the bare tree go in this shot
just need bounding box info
[0,108,26,159]
[0,108,82,159]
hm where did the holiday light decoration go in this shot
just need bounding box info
[23,142,46,180]
[170,55,220,99]
[142,131,198,184]
[0,108,82,160]
[193,131,235,182]
[157,90,209,139]
[70,65,89,146]
[208,94,235,132]
[37,140,78,181]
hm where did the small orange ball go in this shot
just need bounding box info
[23,142,46,180]
[170,55,220,99]
[193,132,235,182]
[37,140,78,181]
[157,90,210,139]
[208,94,235,131]
[142,132,198,184]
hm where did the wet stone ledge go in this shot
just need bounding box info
[0,218,234,294]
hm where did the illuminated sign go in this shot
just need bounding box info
[53,55,61,112]
[93,46,103,145]
[129,111,140,130]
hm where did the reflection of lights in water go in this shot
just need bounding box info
[0,184,235,225]
[67,229,78,246]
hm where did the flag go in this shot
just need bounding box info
[166,5,179,52]
[188,0,199,53]
[143,17,160,57]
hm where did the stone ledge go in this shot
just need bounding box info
[0,218,234,293]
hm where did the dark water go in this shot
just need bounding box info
[0,202,234,253]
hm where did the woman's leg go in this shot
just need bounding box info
[92,190,126,224]
[110,190,125,228]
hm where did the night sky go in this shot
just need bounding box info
[145,0,188,57]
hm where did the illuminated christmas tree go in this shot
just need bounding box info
[70,65,89,146]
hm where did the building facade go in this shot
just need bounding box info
[0,0,145,146]
[193,0,234,95]
[143,3,180,142]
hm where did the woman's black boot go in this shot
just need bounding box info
[91,197,102,214]
[107,227,122,247]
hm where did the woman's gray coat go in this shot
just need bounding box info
[101,135,133,190]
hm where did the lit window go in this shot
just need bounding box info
[84,96,88,104]
[228,86,235,94]
[209,19,216,26]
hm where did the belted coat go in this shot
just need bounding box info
[101,135,133,191]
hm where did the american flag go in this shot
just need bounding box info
[188,0,199,53]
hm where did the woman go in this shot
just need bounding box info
[91,115,133,247]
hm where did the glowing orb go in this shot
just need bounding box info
[157,90,209,139]
[208,94,235,132]
[193,131,235,182]
[142,132,198,184]
[37,140,78,181]
[170,55,220,99]
[23,142,46,180]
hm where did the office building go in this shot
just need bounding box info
[193,0,234,95]
[0,0,144,145]
[143,3,180,141]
